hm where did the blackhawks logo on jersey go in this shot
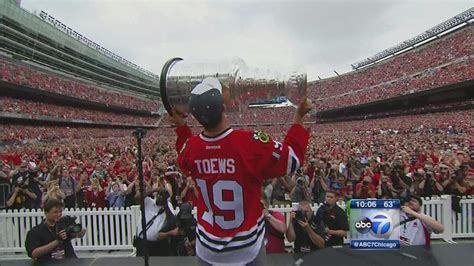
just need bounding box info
[252,131,270,144]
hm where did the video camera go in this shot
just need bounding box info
[294,209,306,222]
[15,176,29,189]
[176,203,196,238]
[57,215,82,239]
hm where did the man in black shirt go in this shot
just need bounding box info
[314,190,349,246]
[25,199,85,263]
[286,201,325,254]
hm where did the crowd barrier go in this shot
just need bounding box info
[0,195,472,253]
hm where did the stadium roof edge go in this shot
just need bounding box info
[36,10,159,80]
[0,0,159,81]
[351,7,473,70]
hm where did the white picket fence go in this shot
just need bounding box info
[0,195,472,253]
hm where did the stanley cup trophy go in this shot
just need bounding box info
[159,57,307,117]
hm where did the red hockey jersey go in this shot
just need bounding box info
[175,124,309,264]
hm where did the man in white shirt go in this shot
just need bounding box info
[135,189,179,256]
[399,195,444,246]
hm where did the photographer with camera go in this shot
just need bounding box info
[290,170,310,203]
[355,176,376,199]
[10,161,29,187]
[6,174,37,210]
[310,170,329,204]
[174,202,197,256]
[286,201,325,255]
[442,166,469,196]
[399,195,444,246]
[134,188,179,256]
[25,199,85,263]
[377,175,398,199]
[418,170,444,197]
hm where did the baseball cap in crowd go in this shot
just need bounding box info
[189,77,224,129]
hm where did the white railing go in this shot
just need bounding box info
[0,207,138,252]
[0,195,472,253]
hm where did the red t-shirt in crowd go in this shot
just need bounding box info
[430,154,439,164]
[371,173,381,186]
[355,182,376,198]
[84,190,106,209]
[417,154,427,164]
[265,211,286,254]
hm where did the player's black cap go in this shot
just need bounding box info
[189,77,224,129]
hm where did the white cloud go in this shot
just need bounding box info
[20,0,472,81]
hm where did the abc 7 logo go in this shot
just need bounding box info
[354,213,393,237]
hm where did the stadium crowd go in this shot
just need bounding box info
[0,96,158,126]
[315,58,473,111]
[0,58,159,112]
[0,125,136,143]
[308,26,473,100]
[1,110,472,212]
[224,106,294,125]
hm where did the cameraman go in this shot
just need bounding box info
[10,161,29,186]
[418,170,443,197]
[400,195,444,246]
[442,167,468,195]
[6,175,37,210]
[134,188,179,256]
[25,199,85,263]
[310,171,328,204]
[174,202,197,256]
[290,173,310,203]
[286,201,325,255]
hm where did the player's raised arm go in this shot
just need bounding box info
[252,98,313,180]
[169,111,192,154]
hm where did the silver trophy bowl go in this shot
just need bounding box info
[159,57,307,116]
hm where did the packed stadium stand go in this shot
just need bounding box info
[0,0,161,135]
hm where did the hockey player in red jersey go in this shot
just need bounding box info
[169,77,312,265]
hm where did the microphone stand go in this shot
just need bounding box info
[133,128,149,266]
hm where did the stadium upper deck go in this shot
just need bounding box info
[0,0,160,98]
[308,8,473,112]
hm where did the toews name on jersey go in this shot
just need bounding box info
[194,159,236,175]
